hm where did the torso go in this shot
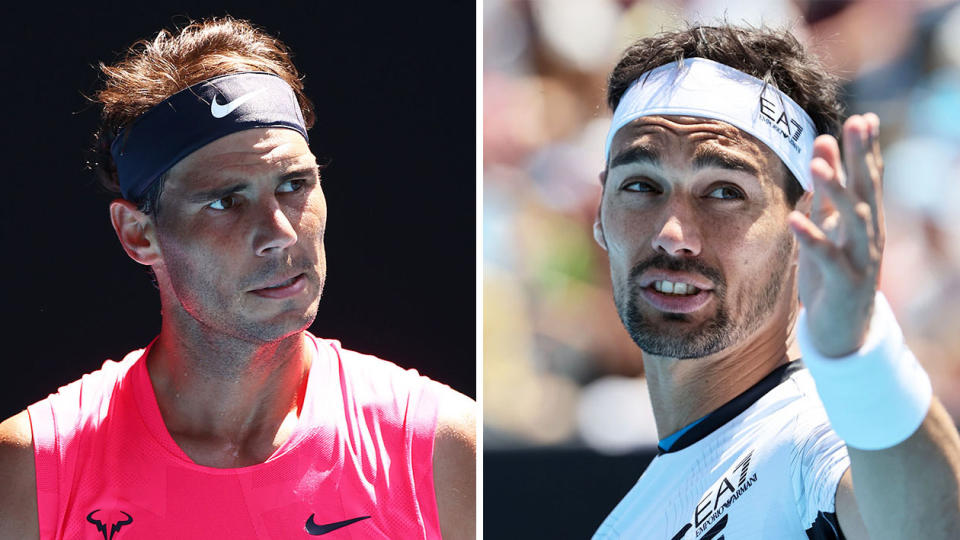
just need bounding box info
[26,334,444,540]
[593,362,850,540]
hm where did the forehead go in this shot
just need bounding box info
[607,115,782,178]
[165,128,316,190]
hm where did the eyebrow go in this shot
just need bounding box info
[186,167,320,203]
[609,145,661,170]
[609,144,760,178]
[692,147,760,176]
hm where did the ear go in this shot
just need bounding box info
[593,219,608,251]
[593,169,608,250]
[109,199,162,266]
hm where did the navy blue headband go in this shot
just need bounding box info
[111,71,309,200]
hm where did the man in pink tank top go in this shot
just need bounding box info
[0,16,475,540]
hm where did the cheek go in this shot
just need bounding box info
[714,221,753,266]
[601,203,649,259]
[300,190,327,238]
[725,222,794,298]
[157,223,236,293]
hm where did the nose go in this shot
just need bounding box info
[253,200,298,256]
[651,204,701,257]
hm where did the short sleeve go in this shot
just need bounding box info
[791,404,850,538]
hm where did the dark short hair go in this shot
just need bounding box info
[88,16,315,216]
[607,25,844,206]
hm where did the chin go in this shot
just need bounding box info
[236,322,309,344]
[229,304,319,344]
[625,310,734,359]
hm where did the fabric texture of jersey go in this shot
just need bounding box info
[28,333,445,539]
[593,362,850,540]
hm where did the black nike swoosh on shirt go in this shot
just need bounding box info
[305,514,371,535]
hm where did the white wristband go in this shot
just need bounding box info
[796,292,932,450]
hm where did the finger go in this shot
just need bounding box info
[809,135,845,223]
[842,115,876,208]
[862,112,886,248]
[813,158,876,270]
[816,124,879,266]
[812,145,859,225]
[848,201,876,271]
[812,132,847,189]
[809,156,834,224]
[863,112,883,176]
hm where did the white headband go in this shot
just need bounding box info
[605,57,817,191]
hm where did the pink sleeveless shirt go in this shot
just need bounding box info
[27,333,444,539]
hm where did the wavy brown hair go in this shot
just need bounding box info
[607,25,844,205]
[90,16,315,214]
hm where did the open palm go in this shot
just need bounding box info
[789,114,886,357]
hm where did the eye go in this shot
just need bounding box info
[208,195,239,211]
[623,179,659,193]
[277,178,306,193]
[706,185,744,200]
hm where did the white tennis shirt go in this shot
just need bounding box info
[593,362,850,539]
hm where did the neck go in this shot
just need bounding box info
[145,304,313,467]
[643,301,802,442]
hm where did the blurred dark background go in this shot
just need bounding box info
[484,447,657,538]
[0,2,475,420]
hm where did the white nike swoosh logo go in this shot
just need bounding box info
[210,89,264,118]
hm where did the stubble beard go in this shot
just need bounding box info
[613,233,793,359]
[157,247,326,347]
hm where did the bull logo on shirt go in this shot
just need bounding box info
[86,509,133,540]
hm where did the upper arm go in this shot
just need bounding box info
[0,410,39,540]
[432,388,476,540]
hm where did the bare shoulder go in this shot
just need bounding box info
[432,387,476,540]
[0,410,39,539]
[434,386,476,450]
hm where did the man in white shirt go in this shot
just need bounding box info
[593,24,960,539]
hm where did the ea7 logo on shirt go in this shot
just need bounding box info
[669,450,757,540]
[86,509,133,540]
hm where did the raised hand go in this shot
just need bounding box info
[788,113,886,357]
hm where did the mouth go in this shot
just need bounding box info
[650,279,702,296]
[250,273,307,299]
[637,273,715,314]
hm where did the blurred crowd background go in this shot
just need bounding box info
[484,0,960,455]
